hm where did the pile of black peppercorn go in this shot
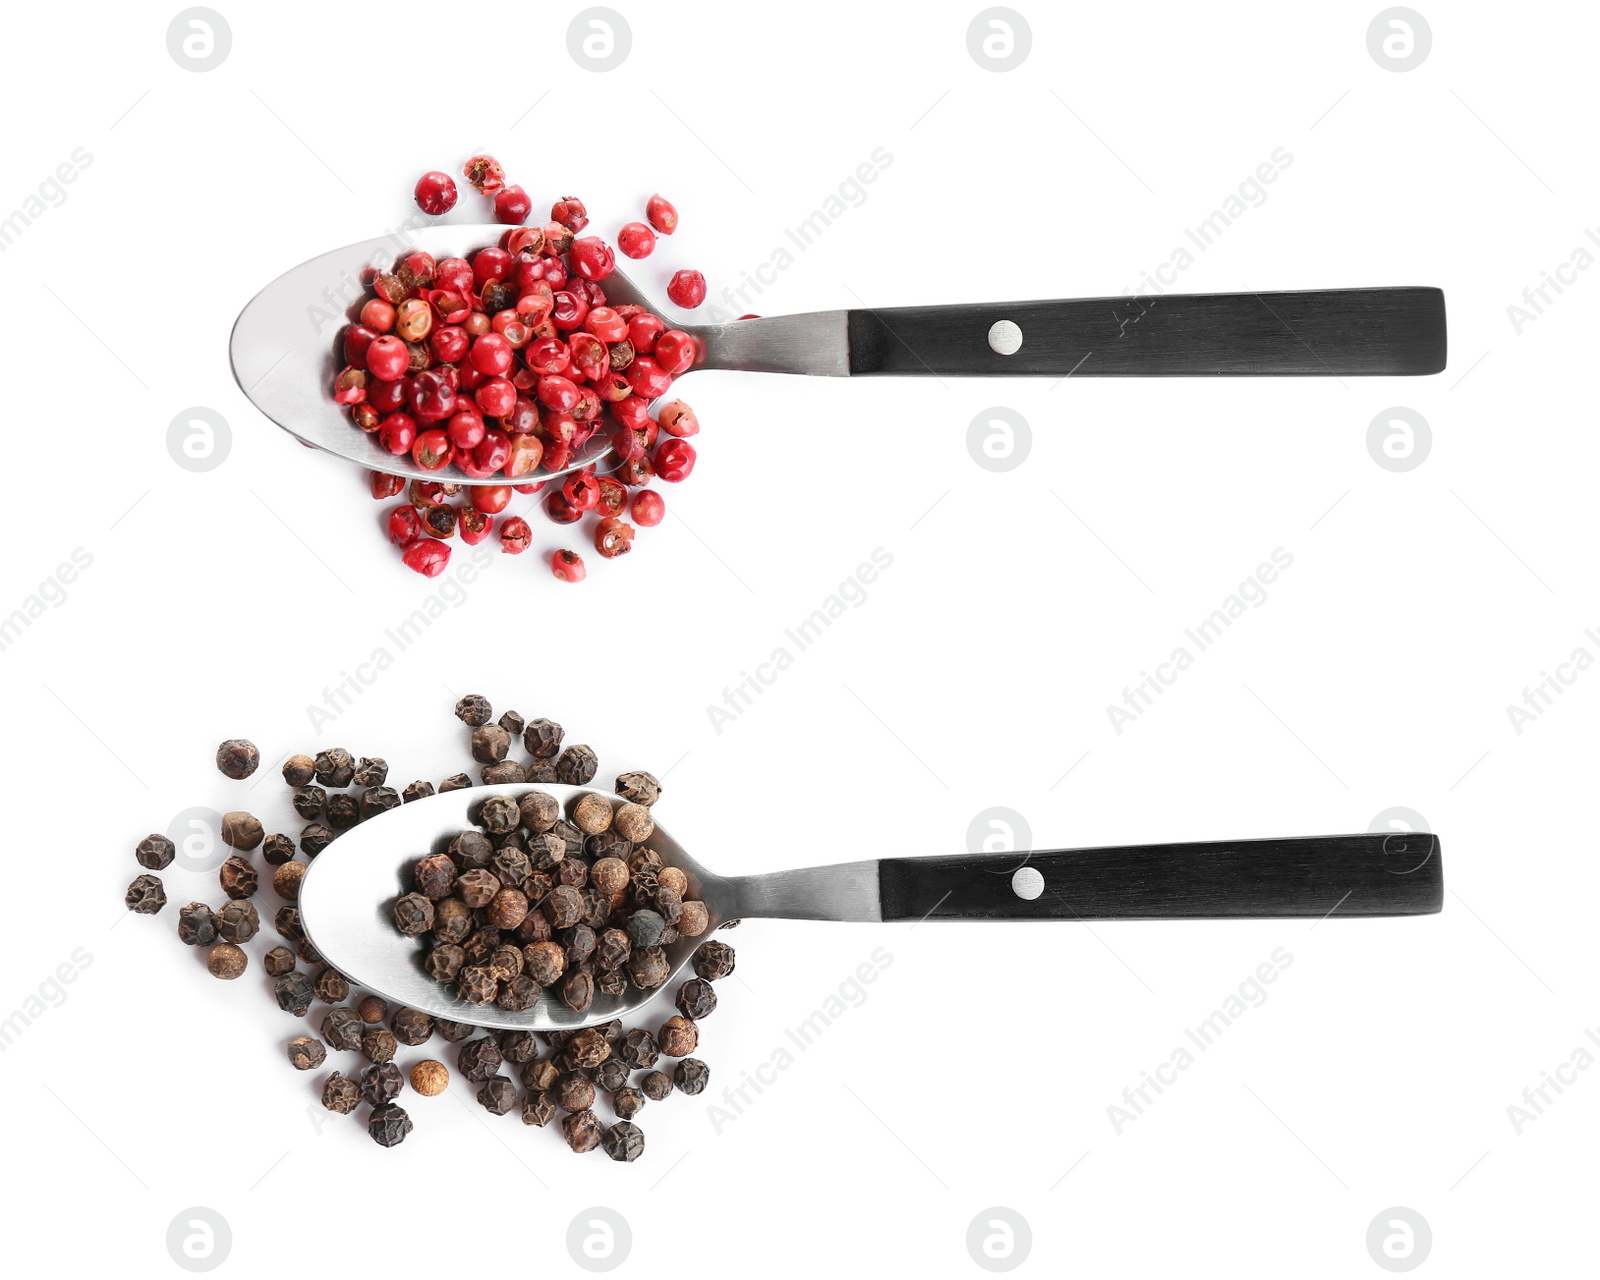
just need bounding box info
[121,700,734,1158]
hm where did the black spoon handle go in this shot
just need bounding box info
[878,833,1442,921]
[846,286,1446,377]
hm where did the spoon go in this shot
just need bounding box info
[229,224,1449,485]
[297,782,1443,1032]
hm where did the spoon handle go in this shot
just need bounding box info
[845,287,1446,377]
[876,832,1441,922]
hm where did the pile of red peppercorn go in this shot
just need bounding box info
[123,703,735,1158]
[337,155,706,581]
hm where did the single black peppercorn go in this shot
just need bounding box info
[479,794,520,834]
[520,791,561,833]
[491,847,532,887]
[367,1102,413,1147]
[322,1007,363,1052]
[450,830,494,869]
[275,906,305,943]
[457,965,498,1006]
[596,969,627,997]
[639,1070,674,1102]
[391,1007,434,1046]
[613,1086,645,1119]
[282,754,316,787]
[674,1058,710,1095]
[548,885,584,930]
[523,717,563,759]
[313,968,350,1004]
[455,694,493,726]
[287,1035,326,1070]
[358,995,388,1023]
[216,900,260,943]
[314,747,355,787]
[497,974,540,1011]
[488,944,524,981]
[299,824,335,857]
[207,942,247,979]
[360,786,401,820]
[216,739,260,780]
[297,938,324,966]
[275,971,315,1016]
[595,928,631,972]
[658,1016,698,1057]
[471,723,511,764]
[262,832,296,866]
[626,909,666,950]
[522,1059,562,1093]
[496,1030,538,1063]
[594,1059,629,1093]
[555,744,598,785]
[219,855,258,900]
[601,1121,645,1162]
[497,709,525,736]
[557,1072,596,1112]
[402,780,435,803]
[136,834,175,870]
[676,978,718,1021]
[177,902,218,946]
[478,1076,518,1115]
[433,899,472,943]
[362,1027,398,1064]
[525,758,557,783]
[561,969,595,1013]
[359,1061,404,1105]
[263,945,296,976]
[619,1029,659,1070]
[615,770,662,807]
[439,772,473,792]
[626,946,670,990]
[458,1037,503,1082]
[434,1018,477,1043]
[394,893,435,936]
[353,756,389,786]
[324,792,359,831]
[321,1072,361,1114]
[274,860,308,900]
[291,784,326,820]
[563,1109,605,1153]
[522,1091,558,1127]
[220,811,264,851]
[481,761,527,785]
[693,940,736,981]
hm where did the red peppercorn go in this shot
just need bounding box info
[585,306,627,344]
[542,438,574,473]
[473,485,511,514]
[436,257,473,292]
[463,155,505,195]
[334,367,367,405]
[563,471,600,512]
[402,538,452,578]
[429,325,469,364]
[625,357,672,400]
[476,378,516,419]
[655,330,696,376]
[646,194,679,235]
[409,369,457,421]
[537,376,581,413]
[551,196,589,232]
[617,222,656,260]
[631,490,665,527]
[367,336,409,382]
[614,455,656,487]
[612,395,651,430]
[412,430,454,471]
[596,477,628,518]
[545,490,583,524]
[656,439,696,482]
[551,550,587,582]
[612,425,647,462]
[569,236,615,283]
[551,290,589,332]
[595,517,635,559]
[667,270,706,309]
[505,433,544,478]
[355,401,380,430]
[526,336,571,376]
[499,517,532,554]
[378,413,417,455]
[490,311,531,348]
[472,430,511,473]
[495,185,532,225]
[658,400,699,437]
[626,313,665,355]
[395,298,433,343]
[470,333,514,378]
[448,409,486,450]
[472,247,512,288]
[344,324,378,369]
[409,480,444,508]
[361,298,397,333]
[568,332,609,384]
[459,507,492,545]
[388,505,421,546]
[413,170,458,214]
[371,471,404,500]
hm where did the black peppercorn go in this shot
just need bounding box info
[358,995,388,1023]
[362,1027,398,1064]
[435,1018,477,1043]
[658,1016,698,1057]
[282,753,316,787]
[561,969,595,1013]
[498,709,525,737]
[367,1102,413,1147]
[457,965,498,1006]
[136,834,175,870]
[216,738,260,780]
[392,1008,434,1046]
[291,784,326,820]
[274,860,308,900]
[615,770,662,807]
[693,940,736,981]
[640,1070,674,1102]
[557,1072,596,1112]
[561,925,597,967]
[177,902,218,946]
[359,1061,403,1105]
[619,1029,659,1070]
[601,1120,645,1162]
[478,1076,517,1115]
[287,1035,326,1070]
[216,899,260,943]
[526,758,557,783]
[263,945,296,976]
[497,974,540,1011]
[613,802,653,843]
[522,1091,558,1127]
[324,793,359,831]
[360,786,401,820]
[471,723,511,764]
[314,747,355,787]
[313,968,350,1004]
[297,937,324,966]
[674,1057,710,1095]
[555,744,597,785]
[595,928,631,972]
[548,885,584,930]
[626,909,666,950]
[439,772,473,792]
[450,830,494,869]
[523,717,563,759]
[322,1007,363,1052]
[481,761,527,785]
[676,978,717,1021]
[275,905,305,943]
[219,855,258,900]
[220,811,264,851]
[402,780,435,803]
[299,824,334,857]
[455,694,492,726]
[353,756,389,786]
[458,1037,503,1082]
[496,1030,539,1063]
[479,794,520,834]
[433,898,472,944]
[491,847,532,887]
[262,833,296,866]
[520,791,561,833]
[275,971,315,1016]
[625,946,669,990]
[563,1109,605,1153]
[522,1059,561,1093]
[207,942,247,979]
[594,1058,629,1093]
[394,893,435,937]
[612,1086,645,1119]
[488,944,524,981]
[596,968,627,997]
[321,1072,361,1114]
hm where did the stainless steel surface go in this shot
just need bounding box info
[298,782,882,1031]
[230,226,850,484]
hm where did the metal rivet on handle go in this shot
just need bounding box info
[1011,866,1044,900]
[988,319,1023,355]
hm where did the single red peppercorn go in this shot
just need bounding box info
[463,155,505,196]
[378,413,417,455]
[470,333,514,377]
[537,376,581,413]
[616,222,656,259]
[625,357,673,400]
[667,270,706,309]
[595,517,635,559]
[476,378,516,419]
[646,194,679,235]
[448,409,486,450]
[472,430,511,473]
[595,477,628,518]
[429,325,469,364]
[563,472,600,512]
[526,336,571,376]
[612,394,651,430]
[655,330,696,376]
[371,471,404,500]
[334,367,368,405]
[499,516,532,554]
[367,336,409,382]
[631,490,665,526]
[585,306,627,344]
[402,538,452,577]
[414,170,459,215]
[412,430,454,471]
[505,433,544,478]
[551,550,587,582]
[658,400,699,437]
[474,485,512,514]
[459,506,492,545]
[436,257,473,292]
[545,491,583,524]
[472,247,512,288]
[495,185,532,225]
[569,236,615,283]
[656,439,696,482]
[388,506,421,546]
[361,298,397,333]
[551,196,589,232]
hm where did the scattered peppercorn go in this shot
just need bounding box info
[275,972,315,1016]
[358,995,389,1024]
[261,832,296,866]
[359,1062,403,1106]
[601,1121,645,1162]
[219,855,259,900]
[282,754,316,786]
[314,748,355,787]
[693,940,736,981]
[321,1072,361,1114]
[555,744,598,785]
[273,861,307,900]
[455,695,492,726]
[676,978,717,1021]
[563,1110,605,1153]
[207,942,247,979]
[216,739,260,780]
[313,968,350,1004]
[615,771,662,807]
[674,1058,710,1095]
[136,834,176,870]
[263,945,296,976]
[177,902,218,946]
[287,1036,326,1070]
[478,1076,518,1115]
[368,1102,413,1147]
[639,1070,675,1102]
[658,1016,698,1057]
[217,901,260,946]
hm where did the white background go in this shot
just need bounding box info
[2,0,1594,1274]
